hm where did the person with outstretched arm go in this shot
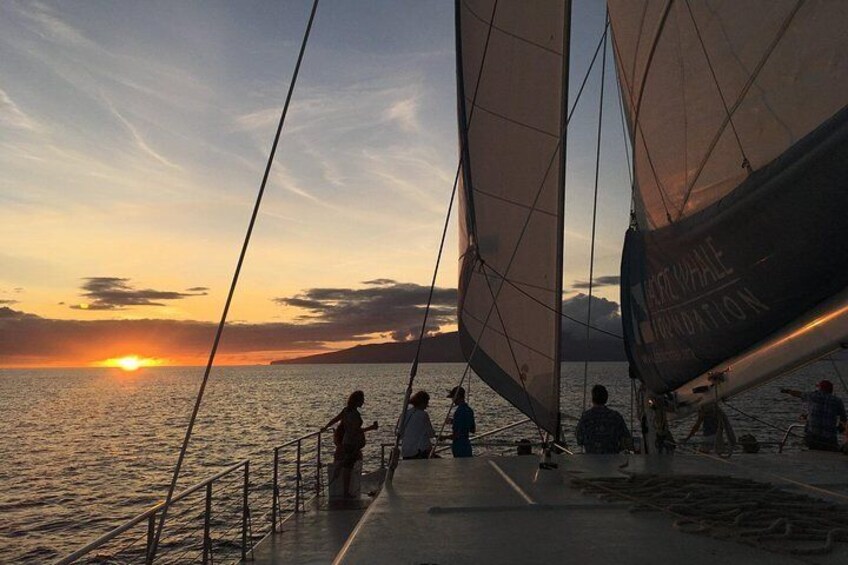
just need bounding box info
[781,380,846,451]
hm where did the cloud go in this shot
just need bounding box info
[0,87,38,131]
[0,286,626,366]
[0,300,19,306]
[570,275,621,290]
[561,293,622,338]
[274,279,457,341]
[70,277,207,310]
[186,287,209,292]
[384,97,420,132]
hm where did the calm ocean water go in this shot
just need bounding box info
[0,361,842,562]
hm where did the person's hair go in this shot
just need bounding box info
[591,384,608,405]
[347,390,364,408]
[409,390,430,409]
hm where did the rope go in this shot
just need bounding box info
[576,474,848,555]
[582,18,608,413]
[148,1,320,561]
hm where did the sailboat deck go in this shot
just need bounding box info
[332,452,848,564]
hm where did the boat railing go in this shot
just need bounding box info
[778,423,806,453]
[60,418,543,564]
[271,429,330,532]
[57,458,256,564]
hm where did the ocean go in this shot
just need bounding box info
[0,361,841,562]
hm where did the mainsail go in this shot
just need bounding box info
[611,1,848,403]
[455,0,567,435]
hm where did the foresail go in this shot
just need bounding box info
[611,1,848,400]
[456,0,566,435]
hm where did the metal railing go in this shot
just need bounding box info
[61,418,544,564]
[272,430,329,532]
[58,459,255,565]
[778,423,806,453]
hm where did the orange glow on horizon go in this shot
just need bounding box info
[98,355,164,371]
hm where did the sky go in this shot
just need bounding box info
[0,1,632,367]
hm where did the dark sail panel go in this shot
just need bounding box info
[456,0,566,434]
[622,107,848,394]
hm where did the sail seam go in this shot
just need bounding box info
[472,185,558,217]
[464,99,560,138]
[461,0,563,57]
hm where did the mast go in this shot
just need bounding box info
[553,1,572,443]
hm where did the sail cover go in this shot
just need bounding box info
[611,1,848,394]
[456,0,566,435]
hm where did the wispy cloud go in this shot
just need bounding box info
[383,96,420,133]
[0,87,38,130]
[102,97,182,170]
[571,275,621,290]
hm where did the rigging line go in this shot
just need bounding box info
[827,355,848,396]
[682,0,751,173]
[147,1,320,561]
[480,262,546,443]
[481,262,624,340]
[608,22,672,225]
[389,0,500,479]
[721,399,800,437]
[676,0,805,221]
[582,16,608,414]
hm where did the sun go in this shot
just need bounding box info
[118,356,141,371]
[99,355,162,371]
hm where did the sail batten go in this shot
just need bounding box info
[456,0,567,435]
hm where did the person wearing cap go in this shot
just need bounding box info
[781,380,847,451]
[445,386,476,458]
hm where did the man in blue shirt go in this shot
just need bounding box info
[781,380,847,451]
[446,386,476,457]
[576,385,632,454]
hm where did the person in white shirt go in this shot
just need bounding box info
[401,390,435,459]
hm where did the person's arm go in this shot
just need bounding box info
[780,388,803,398]
[469,408,476,435]
[322,410,344,431]
[363,421,379,432]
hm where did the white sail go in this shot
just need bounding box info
[456,0,566,435]
[609,0,848,229]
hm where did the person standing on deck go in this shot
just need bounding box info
[401,391,436,459]
[575,384,632,454]
[442,386,476,458]
[781,380,847,451]
[323,390,378,497]
[684,403,736,453]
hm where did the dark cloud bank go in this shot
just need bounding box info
[0,279,623,364]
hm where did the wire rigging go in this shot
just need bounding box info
[147,1,320,561]
[582,19,608,413]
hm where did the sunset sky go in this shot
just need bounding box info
[0,1,631,367]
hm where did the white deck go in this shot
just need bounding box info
[331,452,848,564]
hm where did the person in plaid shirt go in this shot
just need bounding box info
[576,385,632,454]
[781,380,847,451]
